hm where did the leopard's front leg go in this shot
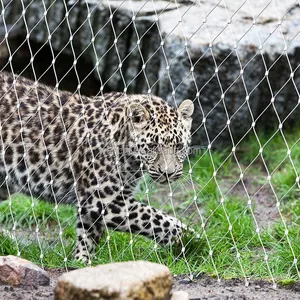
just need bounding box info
[103,196,189,246]
[74,204,105,263]
[74,194,190,262]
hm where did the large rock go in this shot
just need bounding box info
[158,1,300,146]
[1,0,300,147]
[54,260,172,300]
[0,255,50,286]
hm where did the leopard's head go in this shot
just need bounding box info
[127,97,194,183]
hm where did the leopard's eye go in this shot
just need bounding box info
[176,143,185,151]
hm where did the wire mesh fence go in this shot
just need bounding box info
[0,0,300,285]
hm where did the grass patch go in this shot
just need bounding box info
[0,130,300,281]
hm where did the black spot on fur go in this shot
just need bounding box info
[97,201,104,210]
[154,227,162,233]
[163,221,170,227]
[153,219,160,226]
[156,214,163,220]
[17,159,26,173]
[90,210,101,221]
[112,216,126,225]
[108,203,121,214]
[4,146,13,165]
[111,113,120,125]
[80,207,88,215]
[104,186,113,195]
[142,222,151,229]
[129,212,138,219]
[142,213,150,221]
[130,224,140,231]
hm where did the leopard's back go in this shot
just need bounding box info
[0,72,91,203]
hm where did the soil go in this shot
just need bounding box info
[1,269,300,300]
[223,177,281,229]
[173,275,300,299]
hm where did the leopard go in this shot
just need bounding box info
[0,71,195,263]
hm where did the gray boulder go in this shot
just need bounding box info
[0,0,300,147]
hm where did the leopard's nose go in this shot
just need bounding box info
[158,164,177,177]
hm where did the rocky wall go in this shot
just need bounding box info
[1,0,300,147]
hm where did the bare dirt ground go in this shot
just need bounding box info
[223,176,281,228]
[1,270,300,299]
[173,275,300,300]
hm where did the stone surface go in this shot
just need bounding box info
[0,255,50,286]
[54,260,172,300]
[0,0,300,147]
[158,1,300,147]
[170,290,190,300]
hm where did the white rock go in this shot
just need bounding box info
[55,260,172,300]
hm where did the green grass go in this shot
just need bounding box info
[1,129,300,282]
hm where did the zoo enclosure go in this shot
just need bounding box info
[0,0,300,285]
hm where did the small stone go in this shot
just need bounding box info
[55,261,172,300]
[179,278,191,285]
[171,290,189,300]
[255,285,261,290]
[0,255,50,286]
[36,291,51,297]
[225,287,235,292]
[292,282,300,292]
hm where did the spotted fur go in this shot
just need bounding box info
[0,71,194,262]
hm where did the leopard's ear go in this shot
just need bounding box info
[178,99,194,119]
[127,103,150,129]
